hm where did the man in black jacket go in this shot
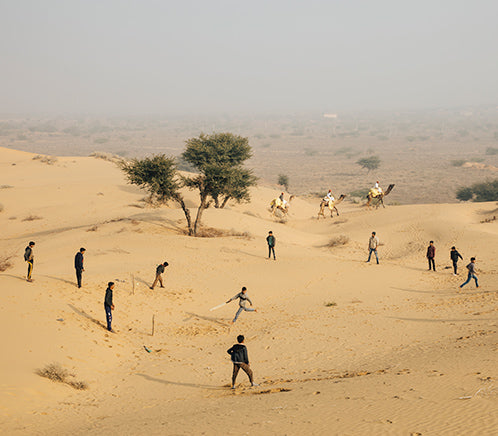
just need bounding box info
[450,246,463,275]
[150,261,168,290]
[104,282,115,332]
[74,247,86,288]
[227,335,258,389]
[24,241,35,282]
[266,231,276,260]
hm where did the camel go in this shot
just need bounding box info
[270,195,295,217]
[318,194,346,218]
[366,184,395,208]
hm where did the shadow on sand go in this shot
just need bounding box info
[136,373,225,390]
[68,304,107,329]
[183,312,229,327]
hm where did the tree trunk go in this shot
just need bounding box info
[193,192,208,235]
[220,195,230,208]
[176,196,193,236]
[214,195,220,208]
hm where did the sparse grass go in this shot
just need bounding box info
[0,203,3,213]
[8,216,17,220]
[22,214,43,221]
[0,255,13,272]
[32,155,57,165]
[89,151,124,163]
[0,184,14,189]
[194,227,252,239]
[326,235,349,247]
[324,301,337,307]
[486,147,498,155]
[36,363,88,390]
[86,225,99,232]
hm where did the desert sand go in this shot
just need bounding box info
[1,146,497,435]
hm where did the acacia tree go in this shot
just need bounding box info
[277,174,289,191]
[120,155,194,234]
[356,155,381,172]
[182,133,257,234]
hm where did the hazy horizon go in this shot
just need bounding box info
[1,1,497,116]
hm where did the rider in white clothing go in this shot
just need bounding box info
[324,190,335,204]
[374,181,383,194]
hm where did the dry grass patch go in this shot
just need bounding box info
[22,214,43,221]
[0,203,3,213]
[86,225,99,232]
[326,235,349,247]
[194,227,252,239]
[0,255,13,272]
[32,155,57,165]
[0,184,13,189]
[36,363,88,390]
[324,301,337,307]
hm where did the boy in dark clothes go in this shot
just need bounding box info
[24,241,35,282]
[427,241,436,271]
[226,287,257,323]
[227,335,258,389]
[104,282,115,332]
[266,231,276,260]
[450,246,463,275]
[74,247,86,288]
[150,261,169,290]
[459,257,479,289]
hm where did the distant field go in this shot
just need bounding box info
[1,108,498,204]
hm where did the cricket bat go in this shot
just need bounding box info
[210,302,227,311]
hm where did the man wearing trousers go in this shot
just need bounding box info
[150,262,168,290]
[104,282,115,332]
[24,241,35,282]
[460,258,479,289]
[227,335,258,389]
[74,247,86,288]
[266,231,276,260]
[367,232,379,264]
[427,241,436,271]
[450,246,463,275]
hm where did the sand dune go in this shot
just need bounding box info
[1,146,497,435]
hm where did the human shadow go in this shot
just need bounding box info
[68,304,106,329]
[43,275,77,287]
[183,312,228,327]
[391,286,448,295]
[136,373,225,390]
[387,316,496,323]
[0,273,28,282]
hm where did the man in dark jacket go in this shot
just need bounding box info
[74,247,86,288]
[104,282,115,332]
[450,246,463,275]
[24,241,35,282]
[266,231,276,260]
[150,261,168,290]
[227,335,258,389]
[427,241,436,271]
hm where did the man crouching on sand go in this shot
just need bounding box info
[227,335,258,389]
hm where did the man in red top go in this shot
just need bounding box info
[427,241,436,271]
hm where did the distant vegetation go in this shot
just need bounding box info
[356,155,381,172]
[349,188,370,198]
[485,147,498,155]
[277,174,289,191]
[456,179,498,202]
[451,159,466,167]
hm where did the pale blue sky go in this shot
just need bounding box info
[0,0,497,115]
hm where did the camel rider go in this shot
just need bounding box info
[374,181,383,195]
[279,192,284,202]
[323,189,335,205]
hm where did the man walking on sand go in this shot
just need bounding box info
[227,335,258,389]
[226,287,257,324]
[150,262,168,290]
[24,241,35,282]
[450,246,463,276]
[459,257,479,289]
[427,241,436,271]
[266,231,276,260]
[104,281,115,332]
[366,232,379,264]
[74,247,86,288]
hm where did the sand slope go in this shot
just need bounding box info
[1,146,497,435]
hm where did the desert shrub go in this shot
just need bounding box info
[349,188,369,198]
[0,255,13,272]
[356,155,380,172]
[36,363,88,390]
[89,151,123,163]
[485,147,498,155]
[194,227,252,239]
[456,180,498,202]
[326,235,349,247]
[0,185,13,189]
[22,215,43,221]
[324,301,337,307]
[32,155,57,165]
[86,225,99,232]
[304,148,317,156]
[451,159,466,167]
[277,174,289,191]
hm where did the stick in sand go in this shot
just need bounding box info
[210,302,227,312]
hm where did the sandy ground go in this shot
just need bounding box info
[1,146,497,435]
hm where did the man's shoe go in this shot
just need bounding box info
[251,383,259,387]
[149,287,154,290]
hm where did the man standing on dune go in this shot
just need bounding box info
[227,335,258,389]
[74,247,86,288]
[24,241,35,282]
[104,281,115,332]
[150,261,168,290]
[450,246,463,275]
[427,241,436,271]
[266,231,276,260]
[366,232,379,264]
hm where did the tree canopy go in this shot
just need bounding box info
[356,155,381,172]
[457,180,498,202]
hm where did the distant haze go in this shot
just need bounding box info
[1,0,497,115]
